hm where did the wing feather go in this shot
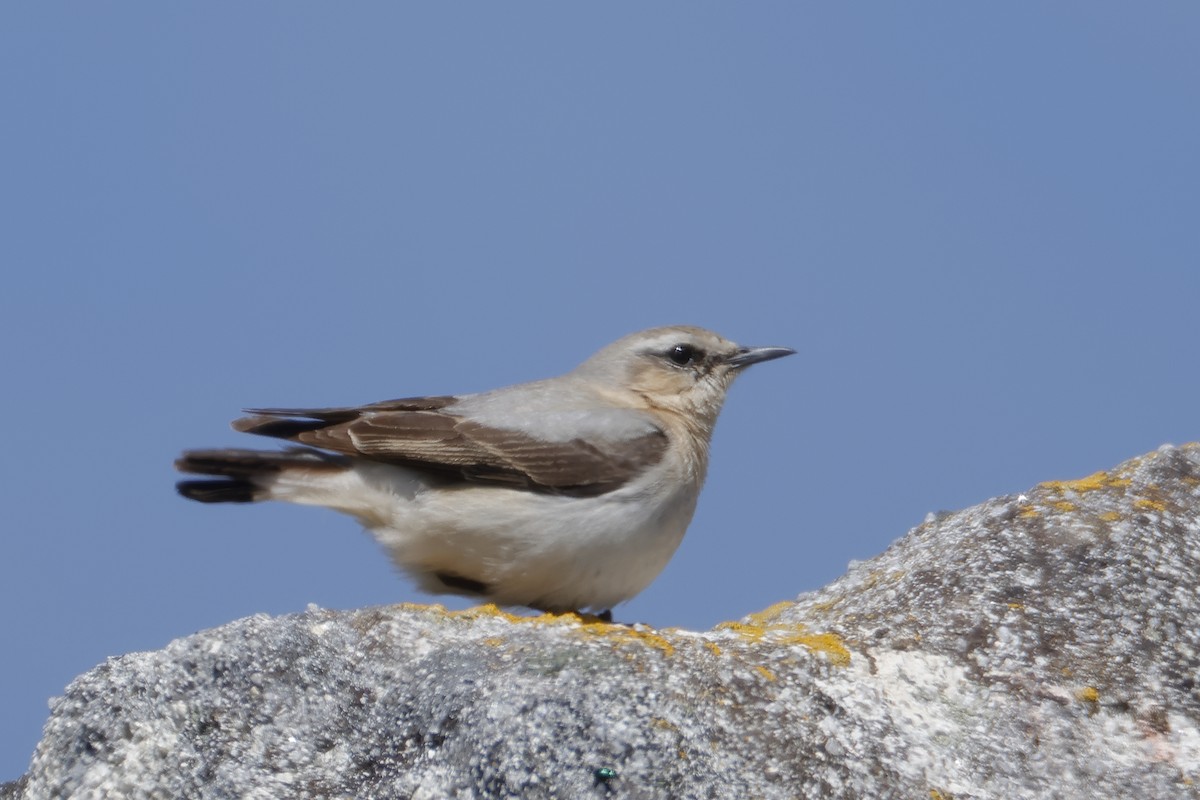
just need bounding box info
[232,396,668,496]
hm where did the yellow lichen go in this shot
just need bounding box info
[1039,471,1130,494]
[755,665,777,682]
[1018,507,1042,518]
[1052,501,1077,512]
[1076,686,1100,703]
[1099,511,1121,522]
[745,601,793,627]
[439,603,679,655]
[704,641,723,657]
[716,616,852,667]
[447,603,563,625]
[1134,498,1167,512]
[1007,602,1025,611]
[482,636,506,647]
[792,632,853,666]
[715,620,766,640]
[577,619,677,656]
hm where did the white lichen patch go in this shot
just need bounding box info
[872,651,976,779]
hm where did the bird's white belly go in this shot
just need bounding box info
[354,463,700,611]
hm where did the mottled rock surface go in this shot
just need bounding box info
[11,444,1200,799]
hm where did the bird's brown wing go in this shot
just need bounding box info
[233,396,668,497]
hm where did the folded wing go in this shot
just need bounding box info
[232,395,668,497]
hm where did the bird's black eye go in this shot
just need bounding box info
[667,344,702,366]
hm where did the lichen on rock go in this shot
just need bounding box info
[10,444,1200,799]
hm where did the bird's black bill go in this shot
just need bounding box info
[728,345,796,368]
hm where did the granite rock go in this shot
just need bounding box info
[12,444,1200,799]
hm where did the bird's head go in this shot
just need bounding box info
[574,325,794,434]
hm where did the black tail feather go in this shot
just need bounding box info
[174,448,348,504]
[176,447,346,476]
[177,479,258,503]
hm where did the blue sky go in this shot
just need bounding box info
[2,3,1198,780]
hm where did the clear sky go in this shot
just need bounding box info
[2,3,1198,781]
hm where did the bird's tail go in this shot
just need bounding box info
[175,448,351,504]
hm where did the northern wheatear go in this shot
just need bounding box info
[176,326,793,614]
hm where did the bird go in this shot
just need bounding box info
[176,325,794,616]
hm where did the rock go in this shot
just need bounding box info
[0,777,26,800]
[11,444,1200,799]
